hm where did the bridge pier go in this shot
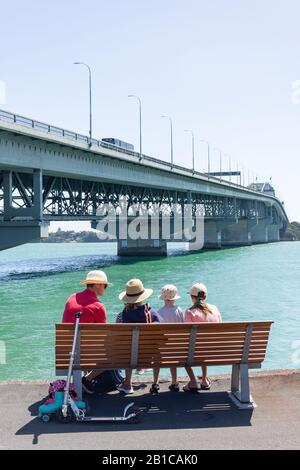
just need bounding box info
[117,238,167,257]
[221,219,252,247]
[250,217,280,243]
[267,224,280,242]
[250,218,270,243]
[204,220,222,248]
[0,168,49,250]
[204,218,250,248]
[0,220,49,251]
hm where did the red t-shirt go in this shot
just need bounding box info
[62,288,106,323]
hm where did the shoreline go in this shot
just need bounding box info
[1,367,298,386]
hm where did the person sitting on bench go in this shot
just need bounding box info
[151,284,184,394]
[183,283,222,392]
[62,270,111,395]
[116,278,159,394]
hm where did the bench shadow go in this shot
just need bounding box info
[17,388,253,445]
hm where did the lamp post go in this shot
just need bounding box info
[214,148,222,181]
[200,140,210,176]
[128,95,142,161]
[236,161,241,186]
[161,115,174,167]
[227,155,232,183]
[74,62,92,146]
[184,129,195,173]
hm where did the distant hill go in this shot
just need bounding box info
[41,223,300,243]
[41,228,99,243]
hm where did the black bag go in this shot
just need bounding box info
[93,370,124,394]
[121,303,154,323]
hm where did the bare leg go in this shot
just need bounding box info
[201,365,210,386]
[184,366,198,388]
[122,368,133,389]
[152,367,160,385]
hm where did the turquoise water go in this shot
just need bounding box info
[0,242,299,380]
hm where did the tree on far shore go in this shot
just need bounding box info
[283,222,300,241]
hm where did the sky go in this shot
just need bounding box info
[1,0,299,231]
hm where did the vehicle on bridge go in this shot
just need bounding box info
[101,138,134,152]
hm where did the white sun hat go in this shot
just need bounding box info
[119,279,153,304]
[189,283,208,297]
[80,270,112,286]
[158,284,180,301]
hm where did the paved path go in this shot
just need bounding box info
[0,370,300,450]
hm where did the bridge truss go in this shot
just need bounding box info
[0,170,282,225]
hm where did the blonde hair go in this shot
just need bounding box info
[190,294,213,316]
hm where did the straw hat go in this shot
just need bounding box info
[80,270,112,286]
[159,284,180,301]
[119,279,153,304]
[189,283,207,298]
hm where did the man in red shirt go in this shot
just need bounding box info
[62,270,111,394]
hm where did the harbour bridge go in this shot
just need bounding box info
[0,109,288,255]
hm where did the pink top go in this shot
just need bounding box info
[184,303,222,323]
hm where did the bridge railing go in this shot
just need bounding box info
[0,108,254,192]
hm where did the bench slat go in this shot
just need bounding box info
[55,321,273,371]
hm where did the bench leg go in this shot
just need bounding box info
[240,364,250,403]
[229,363,255,409]
[231,364,240,393]
[73,370,82,401]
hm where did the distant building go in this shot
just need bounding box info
[248,182,275,196]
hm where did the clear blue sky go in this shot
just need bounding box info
[1,0,299,230]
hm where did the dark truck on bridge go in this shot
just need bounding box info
[101,138,134,152]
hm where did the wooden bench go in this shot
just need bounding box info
[55,321,273,408]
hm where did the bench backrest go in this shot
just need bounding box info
[55,321,273,371]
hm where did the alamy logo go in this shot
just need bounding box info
[94,199,205,251]
[0,80,6,105]
[0,341,6,365]
[291,80,300,105]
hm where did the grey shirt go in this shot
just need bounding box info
[156,305,184,323]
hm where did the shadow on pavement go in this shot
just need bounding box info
[17,388,253,445]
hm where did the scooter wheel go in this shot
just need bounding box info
[56,408,74,424]
[126,407,142,424]
[41,414,51,423]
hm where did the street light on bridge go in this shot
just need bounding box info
[225,154,232,183]
[128,95,142,161]
[213,148,222,181]
[200,140,210,176]
[73,62,93,146]
[184,129,195,173]
[161,115,174,168]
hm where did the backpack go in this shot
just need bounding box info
[93,370,124,394]
[121,303,154,323]
[48,380,78,400]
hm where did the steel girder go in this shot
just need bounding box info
[0,171,275,222]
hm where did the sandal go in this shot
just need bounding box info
[200,379,212,390]
[117,384,134,394]
[168,383,180,392]
[182,384,200,393]
[150,383,160,394]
